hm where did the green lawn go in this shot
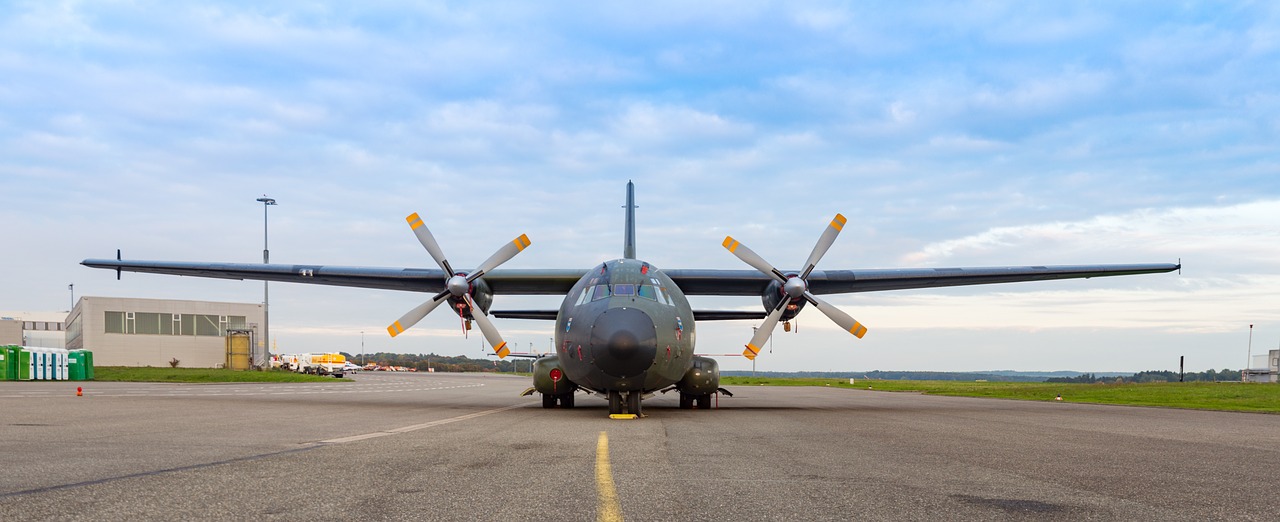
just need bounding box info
[94,366,348,383]
[720,376,1280,413]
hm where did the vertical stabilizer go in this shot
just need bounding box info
[623,181,637,259]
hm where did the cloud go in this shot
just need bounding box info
[902,200,1280,270]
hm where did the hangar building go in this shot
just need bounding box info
[1245,350,1280,383]
[0,311,69,348]
[66,296,263,368]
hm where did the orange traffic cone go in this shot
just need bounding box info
[76,387,82,397]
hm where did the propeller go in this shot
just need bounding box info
[724,213,867,360]
[386,212,530,359]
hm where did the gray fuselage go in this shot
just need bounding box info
[554,258,695,394]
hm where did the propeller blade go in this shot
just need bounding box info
[387,290,451,338]
[805,293,868,339]
[465,294,510,358]
[743,302,788,360]
[800,214,846,279]
[406,213,454,275]
[467,234,532,282]
[722,236,787,282]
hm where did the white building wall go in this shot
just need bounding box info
[1271,349,1279,384]
[0,320,21,345]
[0,313,67,348]
[69,296,263,368]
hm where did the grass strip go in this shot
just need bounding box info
[94,367,348,383]
[721,376,1280,413]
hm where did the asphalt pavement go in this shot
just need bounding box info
[1,372,1278,520]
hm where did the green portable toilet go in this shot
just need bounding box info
[17,348,32,380]
[4,346,17,380]
[0,346,8,381]
[68,350,85,381]
[83,350,95,380]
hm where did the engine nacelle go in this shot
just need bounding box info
[532,355,576,396]
[449,277,494,319]
[761,279,806,322]
[677,356,720,396]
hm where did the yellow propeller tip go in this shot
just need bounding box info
[387,321,405,338]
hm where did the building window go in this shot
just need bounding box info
[103,310,249,337]
[195,315,218,336]
[105,311,125,334]
[135,312,162,335]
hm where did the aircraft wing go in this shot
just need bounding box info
[84,259,1178,298]
[80,259,587,295]
[491,309,767,321]
[663,263,1181,296]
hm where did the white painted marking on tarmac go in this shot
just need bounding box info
[320,403,528,444]
[2,382,487,398]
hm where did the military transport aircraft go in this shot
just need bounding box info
[84,182,1179,416]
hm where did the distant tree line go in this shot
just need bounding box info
[339,352,523,373]
[1046,369,1243,383]
[721,370,1044,382]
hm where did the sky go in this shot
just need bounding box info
[1,1,1277,373]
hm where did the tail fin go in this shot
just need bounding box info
[623,181,637,259]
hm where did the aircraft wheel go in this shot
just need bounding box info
[696,394,713,410]
[626,391,642,415]
[542,394,556,409]
[561,393,575,408]
[679,394,693,409]
[608,391,623,414]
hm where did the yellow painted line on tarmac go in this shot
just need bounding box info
[596,431,624,522]
[320,403,525,444]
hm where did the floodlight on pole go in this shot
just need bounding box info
[1245,324,1253,382]
[256,195,277,369]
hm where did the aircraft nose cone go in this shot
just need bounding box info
[590,307,657,378]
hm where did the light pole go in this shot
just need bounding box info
[361,331,365,367]
[256,195,277,369]
[1245,324,1254,382]
[68,284,74,310]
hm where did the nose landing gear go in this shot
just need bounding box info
[608,390,643,416]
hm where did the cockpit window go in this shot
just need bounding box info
[590,284,612,301]
[578,282,675,304]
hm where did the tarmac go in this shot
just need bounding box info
[1,372,1278,520]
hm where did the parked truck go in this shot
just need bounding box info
[279,352,347,378]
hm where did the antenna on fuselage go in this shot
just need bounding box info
[623,180,637,259]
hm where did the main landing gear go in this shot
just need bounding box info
[608,390,643,416]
